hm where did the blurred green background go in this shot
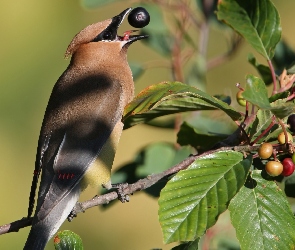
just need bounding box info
[1,1,295,249]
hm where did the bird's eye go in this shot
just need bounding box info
[103,31,112,40]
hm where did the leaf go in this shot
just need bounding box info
[123,82,241,129]
[103,143,193,199]
[242,74,271,109]
[270,99,295,119]
[158,151,251,243]
[140,4,172,56]
[217,0,281,60]
[242,75,294,119]
[171,238,200,250]
[186,55,206,90]
[284,174,295,198]
[54,230,83,250]
[229,170,295,250]
[177,122,228,151]
[248,53,272,85]
[248,109,273,143]
[274,39,295,71]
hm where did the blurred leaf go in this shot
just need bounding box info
[130,62,144,81]
[177,122,228,151]
[171,238,200,250]
[284,174,295,198]
[186,56,206,90]
[140,3,172,56]
[54,230,83,250]
[242,74,271,109]
[218,239,241,250]
[274,39,295,71]
[217,0,281,60]
[145,116,176,129]
[248,53,272,85]
[158,151,251,243]
[123,82,241,129]
[214,94,231,105]
[141,31,172,56]
[104,143,192,199]
[81,0,119,8]
[229,170,295,250]
[139,3,168,33]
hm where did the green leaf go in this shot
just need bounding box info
[158,151,251,243]
[248,109,273,143]
[140,4,172,56]
[248,54,272,85]
[217,0,281,59]
[171,238,200,250]
[269,91,289,103]
[229,170,295,250]
[274,39,295,71]
[177,122,228,151]
[242,75,295,118]
[104,143,192,199]
[186,55,206,90]
[270,99,295,119]
[54,230,83,250]
[242,74,271,109]
[284,174,295,198]
[123,82,241,129]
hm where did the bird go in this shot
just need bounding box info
[24,8,148,250]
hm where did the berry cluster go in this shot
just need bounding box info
[258,124,295,177]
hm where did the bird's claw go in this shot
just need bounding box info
[68,202,85,222]
[111,183,130,203]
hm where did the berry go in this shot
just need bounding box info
[128,7,150,28]
[287,114,295,132]
[281,158,295,176]
[277,131,293,144]
[236,90,246,107]
[265,161,283,176]
[258,143,273,159]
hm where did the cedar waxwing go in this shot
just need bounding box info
[24,8,148,250]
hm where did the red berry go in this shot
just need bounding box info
[281,158,295,177]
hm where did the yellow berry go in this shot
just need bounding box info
[277,131,293,144]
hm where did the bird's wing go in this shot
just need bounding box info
[34,76,124,221]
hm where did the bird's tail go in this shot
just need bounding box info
[24,185,80,250]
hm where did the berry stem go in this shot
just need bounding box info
[250,116,276,145]
[268,59,277,95]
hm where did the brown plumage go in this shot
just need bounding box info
[24,8,147,250]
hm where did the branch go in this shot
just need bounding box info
[1,139,291,235]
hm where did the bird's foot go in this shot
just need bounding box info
[111,183,130,203]
[68,202,84,222]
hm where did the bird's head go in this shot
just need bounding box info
[65,8,148,58]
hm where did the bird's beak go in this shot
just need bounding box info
[112,8,149,45]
